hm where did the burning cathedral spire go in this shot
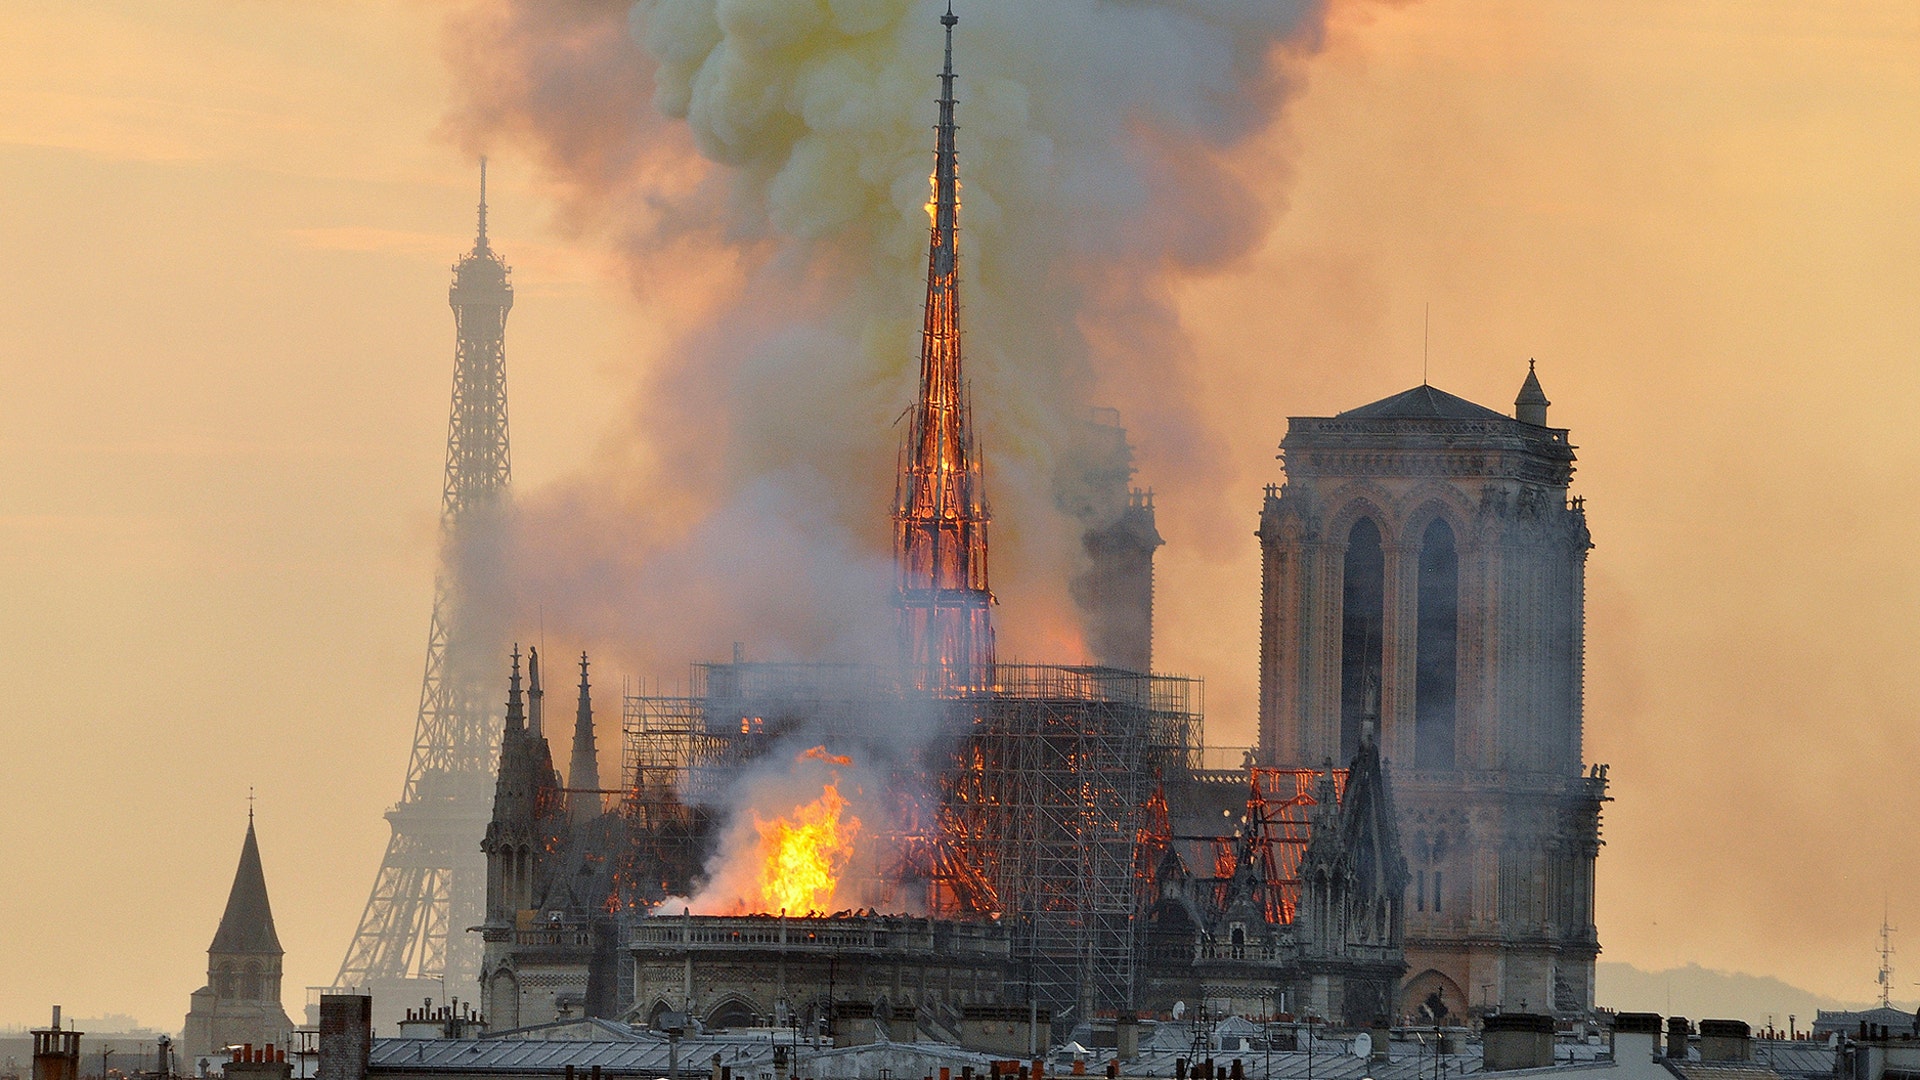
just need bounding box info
[894,6,993,695]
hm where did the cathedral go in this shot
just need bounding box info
[183,814,295,1062]
[453,3,1621,1036]
[1256,368,1609,1020]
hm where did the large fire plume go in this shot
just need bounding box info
[671,745,869,916]
[752,780,860,914]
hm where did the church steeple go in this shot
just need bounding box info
[210,815,283,958]
[184,814,293,1057]
[894,5,994,694]
[567,653,603,825]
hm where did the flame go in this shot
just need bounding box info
[752,782,860,914]
[799,744,853,767]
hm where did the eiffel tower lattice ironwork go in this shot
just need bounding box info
[336,162,513,996]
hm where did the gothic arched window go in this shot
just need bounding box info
[1414,518,1459,769]
[1340,517,1385,761]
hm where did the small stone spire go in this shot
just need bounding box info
[568,652,603,825]
[1312,759,1341,826]
[1515,359,1550,425]
[527,646,544,737]
[504,645,524,733]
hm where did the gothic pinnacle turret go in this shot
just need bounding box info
[568,653,603,825]
[894,6,994,695]
[482,646,565,924]
[504,645,525,732]
[1515,359,1550,426]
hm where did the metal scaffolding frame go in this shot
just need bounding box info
[946,666,1199,1019]
[618,661,1203,1020]
[618,683,723,907]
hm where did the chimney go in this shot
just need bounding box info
[1482,1013,1556,1071]
[1667,1017,1691,1059]
[1612,1013,1662,1064]
[318,995,373,1080]
[1698,1020,1754,1062]
[31,1007,81,1080]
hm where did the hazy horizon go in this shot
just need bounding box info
[3,0,1918,1032]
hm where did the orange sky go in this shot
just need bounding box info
[1,0,1918,1031]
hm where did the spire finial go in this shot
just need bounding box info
[248,786,255,825]
[476,157,490,251]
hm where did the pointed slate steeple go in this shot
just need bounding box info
[210,815,283,956]
[184,814,294,1058]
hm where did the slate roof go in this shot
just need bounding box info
[1755,1044,1840,1080]
[373,1037,686,1074]
[1337,385,1515,423]
[369,1038,994,1078]
[209,819,283,955]
[1813,1007,1919,1036]
[1662,1061,1786,1080]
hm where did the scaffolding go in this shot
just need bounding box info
[618,683,723,907]
[943,665,1200,1020]
[1207,768,1349,924]
[618,661,1204,1018]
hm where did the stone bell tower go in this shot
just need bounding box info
[1256,365,1608,1019]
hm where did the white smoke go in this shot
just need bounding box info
[447,0,1327,677]
[444,0,1333,901]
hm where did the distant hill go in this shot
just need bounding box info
[1596,961,1905,1027]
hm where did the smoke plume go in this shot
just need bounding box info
[444,0,1331,678]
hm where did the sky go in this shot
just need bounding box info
[1,0,1918,1031]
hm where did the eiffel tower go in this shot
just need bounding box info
[336,162,513,1011]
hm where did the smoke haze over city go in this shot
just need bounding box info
[1,0,1918,1033]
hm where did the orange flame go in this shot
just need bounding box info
[799,744,853,767]
[752,782,860,914]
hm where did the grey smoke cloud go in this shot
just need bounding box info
[445,0,1329,674]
